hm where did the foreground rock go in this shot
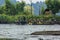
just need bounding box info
[31,31,60,35]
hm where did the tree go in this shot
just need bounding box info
[40,6,45,15]
[0,6,3,14]
[45,0,60,15]
[5,0,16,15]
[16,1,25,14]
[24,5,34,15]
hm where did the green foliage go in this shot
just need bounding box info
[16,1,25,14]
[5,0,17,15]
[0,14,15,23]
[45,0,60,14]
[0,0,34,15]
[0,7,3,14]
[55,15,60,21]
[24,5,34,15]
[0,0,60,24]
[40,6,45,14]
[0,13,59,24]
[43,14,53,20]
[0,0,34,24]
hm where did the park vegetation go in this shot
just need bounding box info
[0,0,60,25]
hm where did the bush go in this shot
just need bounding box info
[0,14,16,23]
[55,15,60,21]
[0,14,7,23]
[0,14,60,24]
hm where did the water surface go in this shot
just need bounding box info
[0,24,60,40]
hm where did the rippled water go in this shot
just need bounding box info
[0,24,60,40]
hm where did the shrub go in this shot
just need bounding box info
[55,15,60,21]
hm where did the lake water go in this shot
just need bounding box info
[0,24,60,40]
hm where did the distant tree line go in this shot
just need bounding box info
[0,0,33,15]
[0,0,34,24]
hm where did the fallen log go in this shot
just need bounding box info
[31,31,60,35]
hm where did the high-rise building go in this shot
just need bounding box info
[0,0,16,6]
[10,0,16,4]
[0,0,5,6]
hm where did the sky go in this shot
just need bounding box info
[16,0,45,4]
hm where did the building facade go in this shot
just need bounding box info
[0,0,5,6]
[0,0,16,6]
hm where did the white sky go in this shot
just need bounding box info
[16,0,45,4]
